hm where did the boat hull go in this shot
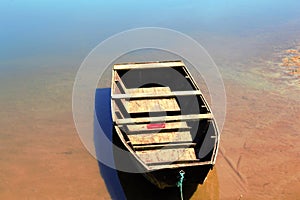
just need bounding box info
[110,61,220,189]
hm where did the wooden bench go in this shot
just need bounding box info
[128,131,193,145]
[123,121,191,133]
[125,87,180,114]
[136,148,197,164]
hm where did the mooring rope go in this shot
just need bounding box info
[177,170,185,200]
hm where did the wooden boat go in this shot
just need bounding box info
[111,60,220,189]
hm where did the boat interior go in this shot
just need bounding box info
[111,61,218,170]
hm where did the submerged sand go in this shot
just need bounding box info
[0,48,299,199]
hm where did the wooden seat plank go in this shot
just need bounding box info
[148,161,212,170]
[147,159,200,166]
[123,121,190,132]
[124,86,180,113]
[127,98,180,113]
[113,61,184,70]
[127,87,171,95]
[133,143,196,150]
[128,131,193,145]
[136,148,196,164]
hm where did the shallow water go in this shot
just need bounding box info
[1,0,300,199]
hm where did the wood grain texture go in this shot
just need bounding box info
[125,87,180,113]
[128,131,193,145]
[113,61,184,70]
[124,121,190,132]
[136,148,196,164]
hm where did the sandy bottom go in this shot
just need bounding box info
[0,63,299,199]
[217,80,300,199]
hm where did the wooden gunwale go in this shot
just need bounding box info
[113,61,184,70]
[133,142,197,151]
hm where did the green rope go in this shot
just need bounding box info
[177,170,185,200]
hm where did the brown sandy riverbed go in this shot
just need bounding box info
[217,79,300,199]
[0,59,299,199]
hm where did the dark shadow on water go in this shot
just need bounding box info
[94,88,219,199]
[94,88,126,199]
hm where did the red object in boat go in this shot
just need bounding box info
[147,123,166,129]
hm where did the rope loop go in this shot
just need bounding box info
[177,170,185,200]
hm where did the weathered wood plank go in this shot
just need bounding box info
[116,113,213,125]
[112,90,202,99]
[123,86,181,113]
[128,131,192,145]
[147,159,200,166]
[136,148,196,164]
[124,121,190,132]
[127,87,171,95]
[148,161,212,170]
[113,61,184,70]
[127,98,180,113]
[133,142,196,150]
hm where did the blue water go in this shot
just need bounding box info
[1,0,300,70]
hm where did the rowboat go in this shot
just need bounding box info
[111,60,220,189]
